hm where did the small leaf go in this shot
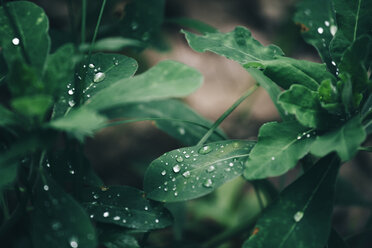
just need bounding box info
[0,1,50,72]
[310,116,366,161]
[279,84,334,129]
[144,140,255,202]
[80,186,173,231]
[85,60,203,111]
[244,121,315,180]
[30,174,97,248]
[167,17,218,34]
[104,99,226,146]
[243,155,340,248]
[79,37,145,52]
[11,94,53,120]
[318,79,343,115]
[293,0,337,71]
[48,108,107,142]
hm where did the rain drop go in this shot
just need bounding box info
[306,134,311,138]
[173,164,181,173]
[324,21,330,27]
[174,192,178,196]
[155,219,159,223]
[88,63,95,69]
[293,211,304,222]
[317,27,324,34]
[144,206,148,211]
[161,170,166,176]
[203,179,213,188]
[68,89,74,95]
[69,237,79,248]
[103,212,109,218]
[12,37,20,45]
[113,216,120,221]
[199,145,212,155]
[229,162,234,167]
[176,156,184,162]
[43,185,49,191]
[93,72,105,83]
[330,25,337,36]
[207,165,215,173]
[68,100,75,107]
[178,127,185,135]
[93,194,99,199]
[182,171,191,178]
[331,61,336,66]
[69,170,75,175]
[271,157,275,161]
[122,219,127,223]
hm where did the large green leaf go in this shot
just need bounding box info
[243,155,340,248]
[104,99,226,146]
[85,60,203,111]
[80,186,173,231]
[244,121,315,180]
[0,1,50,72]
[48,108,107,142]
[144,140,255,202]
[330,0,372,64]
[293,0,336,71]
[30,173,97,248]
[278,84,333,129]
[310,116,366,161]
[183,26,334,91]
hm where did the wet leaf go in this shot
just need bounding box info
[144,140,255,202]
[243,155,340,248]
[80,186,173,231]
[244,121,315,180]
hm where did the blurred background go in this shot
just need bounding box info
[30,0,372,247]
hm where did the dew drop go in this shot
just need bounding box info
[271,157,275,161]
[178,127,185,135]
[317,27,324,34]
[207,165,215,173]
[144,206,148,211]
[229,162,234,167]
[68,100,75,107]
[304,9,311,16]
[297,135,302,140]
[330,25,337,36]
[90,214,94,218]
[69,170,75,175]
[103,212,109,218]
[43,185,49,191]
[69,237,79,248]
[331,61,336,66]
[185,154,190,158]
[122,219,127,223]
[306,134,311,138]
[88,63,95,69]
[203,179,213,188]
[12,37,20,45]
[174,192,178,197]
[93,72,105,83]
[173,164,181,173]
[199,145,212,155]
[68,89,74,95]
[113,216,120,221]
[225,168,231,172]
[93,194,99,199]
[161,170,166,176]
[176,156,184,162]
[324,21,330,27]
[182,171,191,178]
[131,22,139,30]
[293,211,304,222]
[155,219,159,223]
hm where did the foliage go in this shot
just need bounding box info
[0,0,371,247]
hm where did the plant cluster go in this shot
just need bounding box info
[0,0,371,247]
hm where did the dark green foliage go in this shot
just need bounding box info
[0,0,371,247]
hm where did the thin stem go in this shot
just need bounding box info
[104,117,226,140]
[358,146,372,152]
[88,0,107,62]
[67,0,78,45]
[0,193,9,220]
[81,0,87,44]
[197,84,259,146]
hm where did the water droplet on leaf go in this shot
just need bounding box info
[207,165,215,173]
[173,164,181,173]
[317,27,324,34]
[12,37,20,45]
[199,145,212,155]
[293,211,304,222]
[176,156,184,162]
[203,179,213,188]
[182,171,190,178]
[93,72,105,83]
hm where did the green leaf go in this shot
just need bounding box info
[293,0,337,71]
[48,108,107,142]
[79,37,145,52]
[279,84,333,129]
[338,73,355,115]
[244,121,315,180]
[243,155,340,248]
[183,27,334,91]
[0,1,50,72]
[330,0,372,63]
[167,17,218,34]
[30,173,97,248]
[0,162,17,191]
[144,140,255,202]
[339,35,372,94]
[42,43,75,97]
[327,229,350,248]
[80,186,173,230]
[104,99,226,146]
[318,79,343,115]
[0,104,19,128]
[82,53,138,101]
[310,117,366,161]
[11,94,53,120]
[85,60,202,111]
[98,226,140,248]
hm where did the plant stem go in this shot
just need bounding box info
[197,84,259,146]
[358,146,372,152]
[87,0,107,62]
[0,193,9,220]
[81,0,87,44]
[252,182,264,210]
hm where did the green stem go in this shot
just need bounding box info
[67,0,78,46]
[81,0,87,44]
[105,117,227,140]
[197,84,259,146]
[0,193,9,220]
[358,146,372,152]
[87,0,107,62]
